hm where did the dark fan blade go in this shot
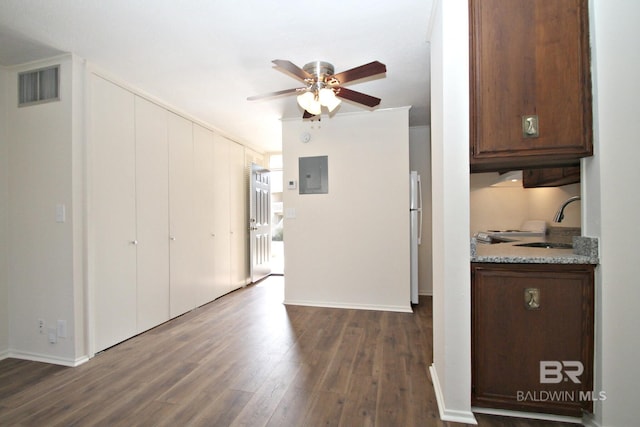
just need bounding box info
[247,87,305,101]
[272,59,312,81]
[331,61,386,84]
[335,87,381,108]
[302,110,316,119]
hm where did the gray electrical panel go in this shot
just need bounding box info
[299,155,328,194]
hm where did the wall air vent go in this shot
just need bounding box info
[18,65,60,107]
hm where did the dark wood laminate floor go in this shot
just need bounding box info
[0,276,580,426]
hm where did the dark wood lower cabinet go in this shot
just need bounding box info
[471,263,595,417]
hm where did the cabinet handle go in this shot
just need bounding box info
[524,288,540,309]
[130,240,138,245]
[522,115,539,138]
[169,236,176,241]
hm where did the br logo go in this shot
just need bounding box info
[540,361,584,384]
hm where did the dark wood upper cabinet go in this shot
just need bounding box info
[469,0,593,172]
[523,166,581,188]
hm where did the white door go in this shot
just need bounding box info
[212,134,232,298]
[193,124,217,305]
[250,163,271,282]
[134,96,170,332]
[229,142,247,291]
[90,75,137,352]
[168,113,197,318]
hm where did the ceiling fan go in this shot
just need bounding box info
[247,59,387,119]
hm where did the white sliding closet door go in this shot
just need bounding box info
[91,75,137,352]
[229,141,247,291]
[168,113,197,317]
[193,124,217,305]
[212,134,232,297]
[134,97,170,332]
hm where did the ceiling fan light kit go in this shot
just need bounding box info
[296,86,341,115]
[248,59,387,119]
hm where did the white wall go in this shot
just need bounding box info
[0,66,9,355]
[282,108,411,312]
[585,1,640,426]
[6,55,85,365]
[410,126,433,295]
[429,0,475,423]
[470,174,581,234]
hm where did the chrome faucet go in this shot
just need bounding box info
[553,195,581,223]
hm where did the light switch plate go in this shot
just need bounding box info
[55,204,66,223]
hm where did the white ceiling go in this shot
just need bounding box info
[0,1,433,152]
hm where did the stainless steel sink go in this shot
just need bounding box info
[514,242,573,249]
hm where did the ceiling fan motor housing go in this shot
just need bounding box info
[303,61,335,80]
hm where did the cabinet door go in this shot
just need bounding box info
[523,166,580,188]
[168,113,197,317]
[212,134,232,297]
[229,141,247,291]
[472,263,594,416]
[193,124,217,305]
[90,75,137,352]
[134,97,170,332]
[469,0,592,171]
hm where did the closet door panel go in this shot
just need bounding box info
[229,142,247,291]
[193,124,217,304]
[168,113,196,317]
[212,135,232,298]
[90,75,137,352]
[134,96,170,332]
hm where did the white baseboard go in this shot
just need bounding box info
[429,364,478,424]
[580,412,603,427]
[472,406,583,424]
[6,349,89,367]
[0,348,9,361]
[283,299,413,313]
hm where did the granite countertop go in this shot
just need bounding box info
[470,235,599,264]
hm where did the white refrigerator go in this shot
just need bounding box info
[410,171,422,305]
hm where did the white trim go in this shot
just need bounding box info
[6,349,89,367]
[472,407,583,425]
[427,0,440,41]
[0,348,9,361]
[283,299,412,313]
[5,53,72,71]
[429,364,478,424]
[581,412,603,427]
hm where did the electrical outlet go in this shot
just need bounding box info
[38,319,45,334]
[57,320,67,338]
